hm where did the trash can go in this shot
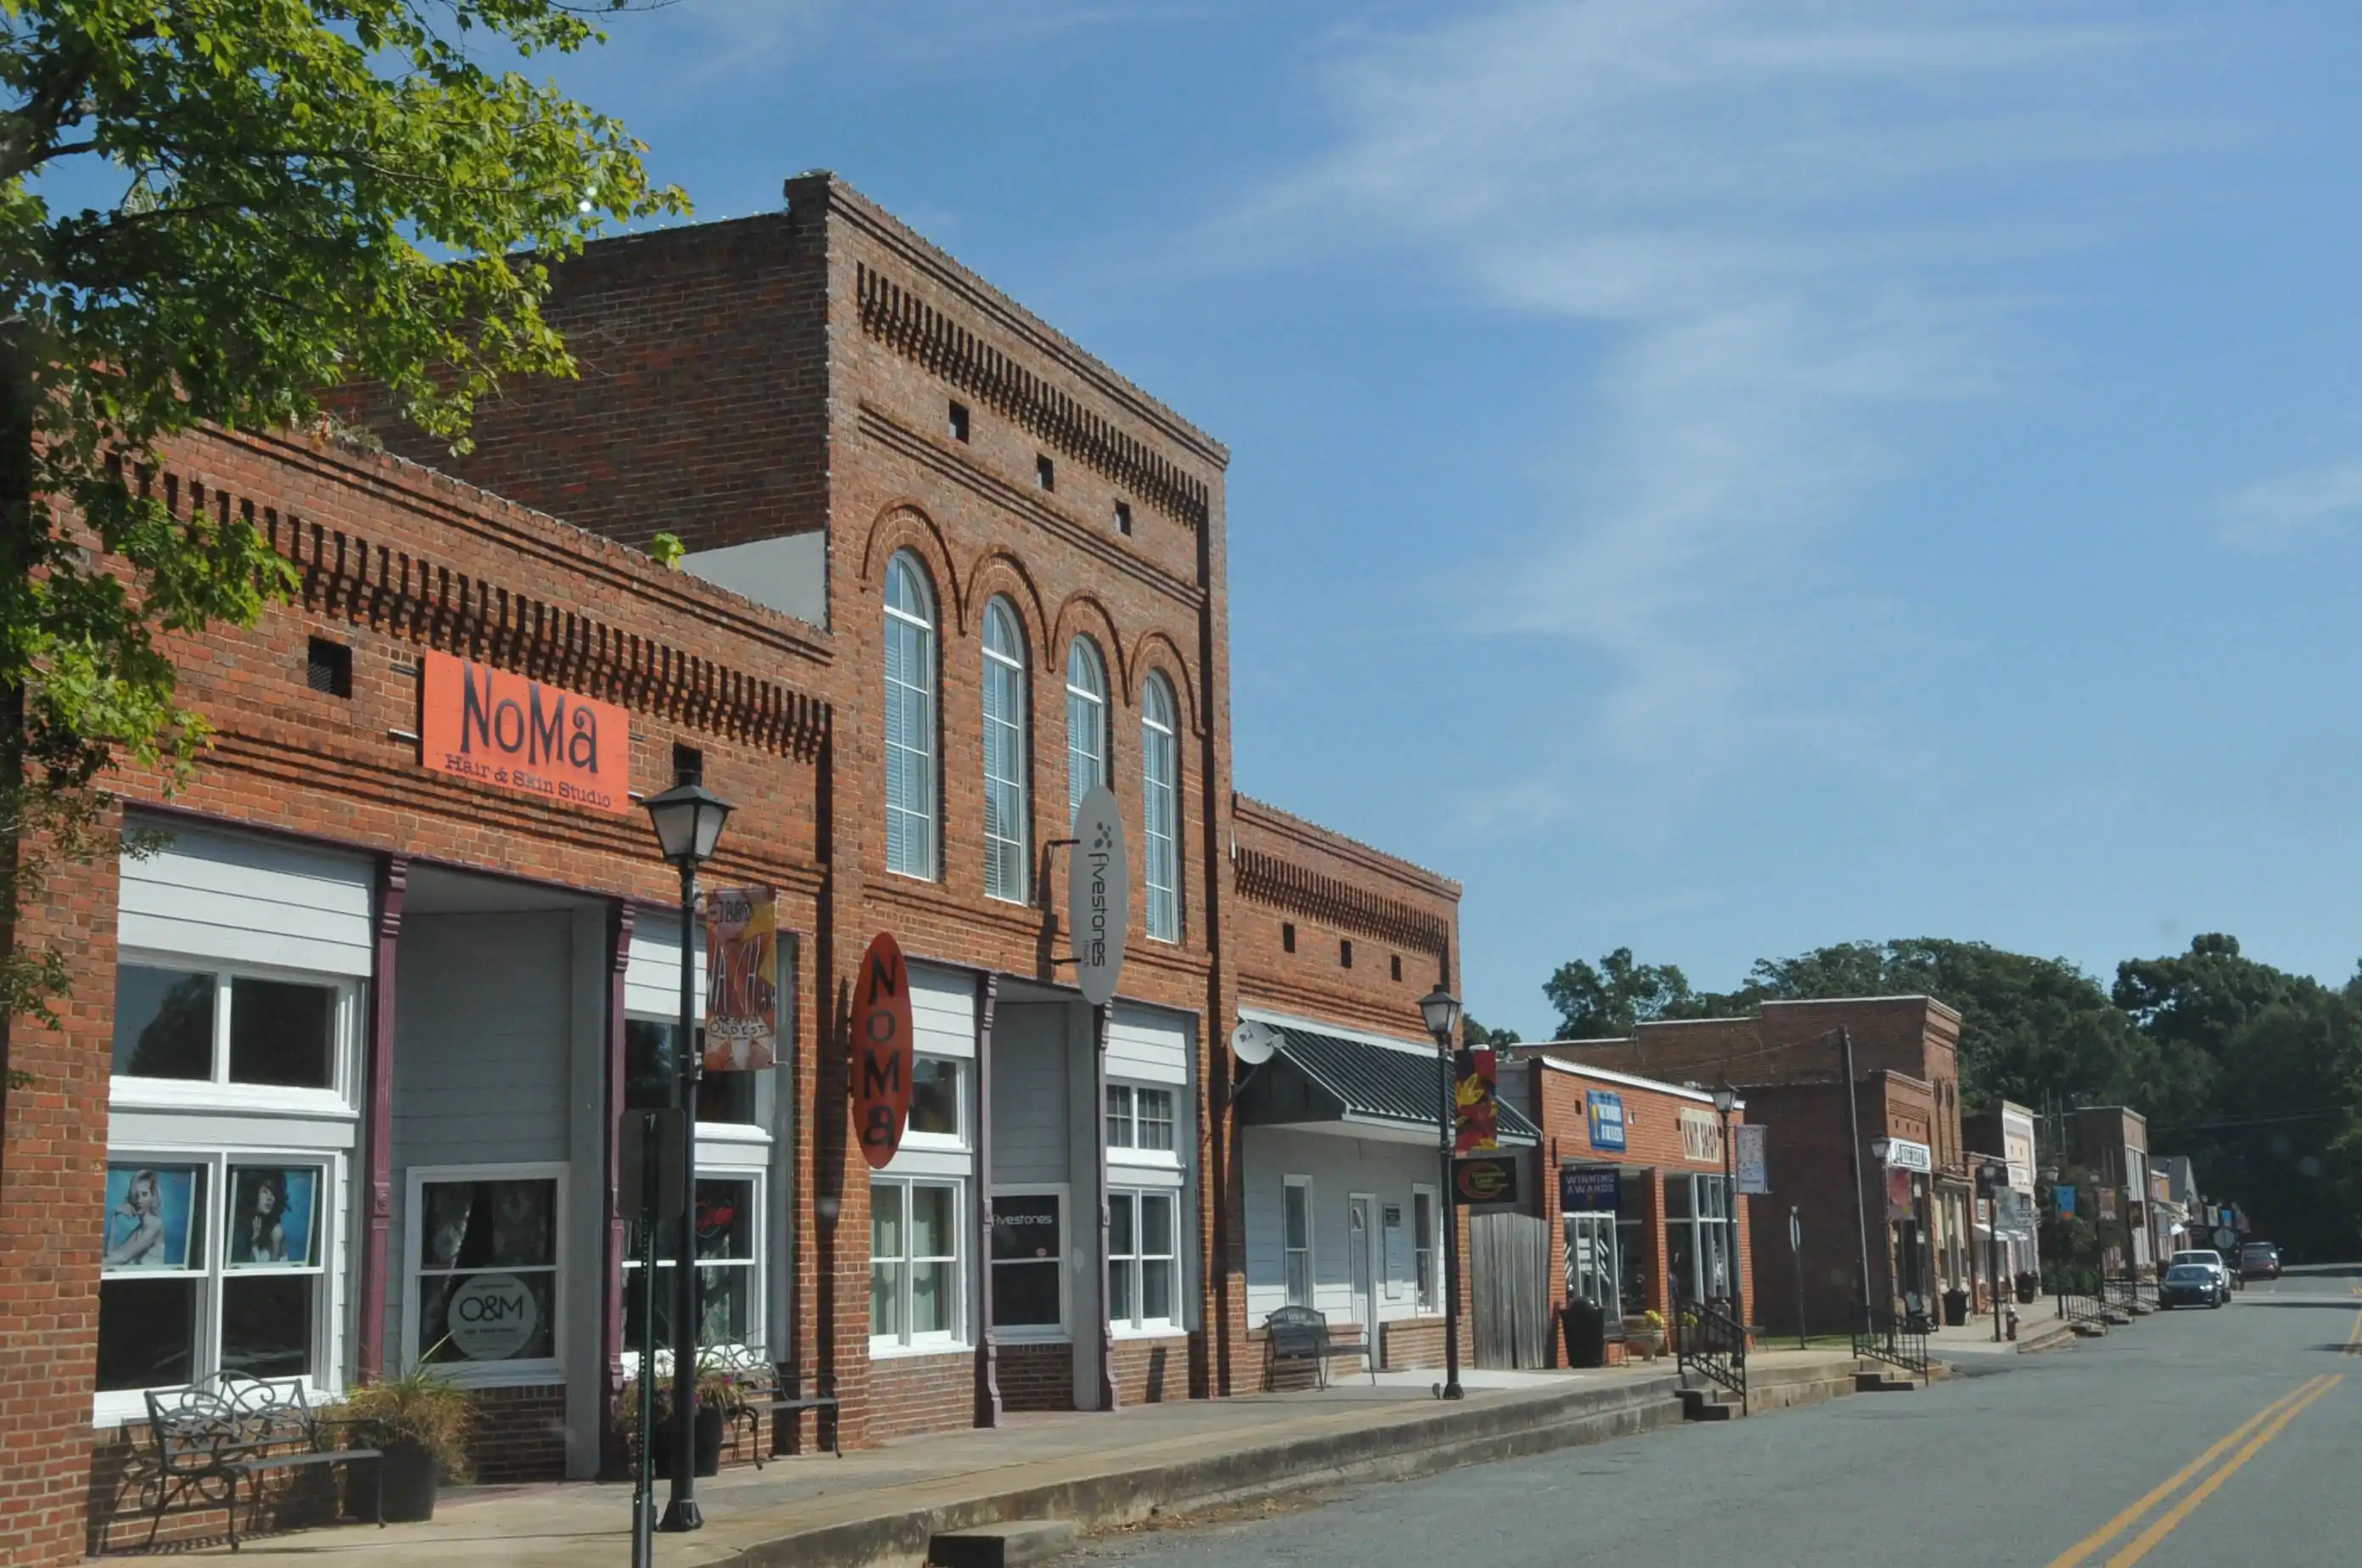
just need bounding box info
[1942,1287,1970,1327]
[1561,1297,1607,1369]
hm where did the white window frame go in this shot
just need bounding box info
[884,551,939,881]
[403,1162,568,1388]
[1283,1174,1313,1309]
[900,1052,970,1151]
[1105,1083,1178,1160]
[1066,636,1108,822]
[620,1170,765,1372]
[1142,674,1180,942]
[1107,1186,1180,1336]
[1412,1183,1440,1315]
[92,1147,342,1426]
[870,1175,966,1356]
[988,1182,1069,1343]
[109,954,361,1118]
[982,596,1031,904]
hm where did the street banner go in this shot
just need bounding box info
[1885,1166,1915,1221]
[852,932,915,1169]
[1586,1089,1626,1152]
[1454,1154,1520,1207]
[703,886,780,1072]
[1733,1123,1771,1195]
[2057,1184,2076,1217]
[1454,1047,1498,1154]
[1559,1164,1620,1214]
[2098,1188,2117,1222]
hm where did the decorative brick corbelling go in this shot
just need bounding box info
[856,264,1210,531]
[1234,847,1450,959]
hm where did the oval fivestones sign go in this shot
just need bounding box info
[853,932,915,1169]
[1068,785,1129,1008]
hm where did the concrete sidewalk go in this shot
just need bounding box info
[178,1357,1846,1568]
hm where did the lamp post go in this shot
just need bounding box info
[1837,1028,1873,1336]
[1979,1162,2007,1342]
[644,781,733,1534]
[1869,1135,1892,1319]
[1419,987,1464,1401]
[1711,1080,1741,1330]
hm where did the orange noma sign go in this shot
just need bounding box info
[852,932,915,1169]
[418,652,630,814]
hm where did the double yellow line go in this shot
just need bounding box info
[2045,1369,2343,1568]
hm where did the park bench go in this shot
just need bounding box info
[713,1347,841,1464]
[127,1373,381,1552]
[1260,1305,1375,1391]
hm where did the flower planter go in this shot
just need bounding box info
[378,1437,439,1524]
[651,1404,725,1479]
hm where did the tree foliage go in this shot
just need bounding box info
[0,0,685,1033]
[1542,946,1708,1039]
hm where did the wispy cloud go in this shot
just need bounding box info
[2221,457,2362,546]
[1220,1,2204,831]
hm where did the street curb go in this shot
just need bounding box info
[726,1377,1688,1568]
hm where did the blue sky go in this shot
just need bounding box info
[543,1,2362,1035]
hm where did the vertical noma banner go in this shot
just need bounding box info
[853,932,915,1168]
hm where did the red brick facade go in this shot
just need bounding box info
[0,176,1491,1560]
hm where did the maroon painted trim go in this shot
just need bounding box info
[974,972,1002,1427]
[356,856,406,1380]
[1095,1001,1117,1412]
[600,899,635,1478]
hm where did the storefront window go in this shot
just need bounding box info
[624,1176,760,1352]
[412,1171,560,1368]
[1664,1173,1733,1304]
[910,1057,961,1139]
[990,1190,1064,1332]
[871,1178,960,1349]
[1108,1190,1176,1330]
[624,1017,756,1124]
[1413,1186,1437,1312]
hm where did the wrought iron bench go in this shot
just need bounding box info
[1260,1306,1375,1391]
[715,1348,841,1464]
[130,1374,382,1552]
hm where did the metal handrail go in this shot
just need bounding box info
[2105,1274,2157,1311]
[1852,1304,1929,1379]
[1675,1295,1748,1408]
[2058,1290,2107,1329]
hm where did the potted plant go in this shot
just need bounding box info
[1626,1310,1665,1360]
[339,1357,475,1524]
[619,1350,745,1478]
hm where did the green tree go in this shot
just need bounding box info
[1462,1014,1520,1050]
[1542,947,1701,1039]
[0,3,685,1073]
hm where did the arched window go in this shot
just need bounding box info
[1066,637,1107,822]
[884,552,938,879]
[982,597,1030,904]
[1142,672,1179,942]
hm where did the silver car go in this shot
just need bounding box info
[2169,1249,2232,1301]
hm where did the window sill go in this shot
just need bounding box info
[870,1339,972,1361]
[110,1078,357,1119]
[402,1359,564,1391]
[1110,1324,1185,1341]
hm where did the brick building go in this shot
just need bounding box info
[0,175,1488,1562]
[2069,1106,2153,1275]
[1538,996,1969,1337]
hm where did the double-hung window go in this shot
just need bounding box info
[884,551,938,879]
[1413,1184,1439,1313]
[624,1176,760,1354]
[871,1179,961,1349]
[1066,637,1107,820]
[1142,675,1180,941]
[1105,1084,1176,1154]
[1283,1177,1313,1308]
[982,597,1030,903]
[113,964,346,1094]
[1107,1190,1177,1332]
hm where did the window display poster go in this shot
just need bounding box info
[1383,1204,1407,1297]
[104,1164,198,1269]
[228,1167,318,1266]
[703,886,780,1072]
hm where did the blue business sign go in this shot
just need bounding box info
[1560,1164,1621,1215]
[1587,1089,1627,1153]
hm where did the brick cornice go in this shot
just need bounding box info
[854,260,1213,531]
[1233,792,1459,901]
[1233,846,1450,959]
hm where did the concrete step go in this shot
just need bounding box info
[931,1521,1078,1568]
[1854,1372,1918,1393]
[1677,1387,1741,1421]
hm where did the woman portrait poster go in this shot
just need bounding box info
[104,1165,198,1268]
[228,1167,318,1266]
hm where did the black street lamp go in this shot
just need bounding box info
[1419,986,1464,1401]
[1711,1079,1742,1329]
[1978,1161,2008,1342]
[643,781,732,1534]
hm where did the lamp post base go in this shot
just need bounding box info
[659,1499,705,1533]
[1439,1381,1464,1401]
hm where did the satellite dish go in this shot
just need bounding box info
[1231,1021,1279,1066]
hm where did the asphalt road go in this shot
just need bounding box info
[1075,1266,2362,1568]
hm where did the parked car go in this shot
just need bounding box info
[2160,1263,2225,1308]
[2238,1241,2281,1280]
[2167,1250,2232,1304]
